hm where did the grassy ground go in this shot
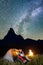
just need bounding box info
[0,55,43,65]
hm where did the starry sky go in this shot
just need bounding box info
[0,0,43,40]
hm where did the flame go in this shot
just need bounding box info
[29,49,33,56]
[26,49,34,58]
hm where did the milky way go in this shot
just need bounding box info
[0,0,43,40]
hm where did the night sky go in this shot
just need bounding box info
[0,0,43,40]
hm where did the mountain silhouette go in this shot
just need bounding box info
[0,28,43,57]
[4,28,24,42]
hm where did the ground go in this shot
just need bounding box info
[0,55,43,65]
